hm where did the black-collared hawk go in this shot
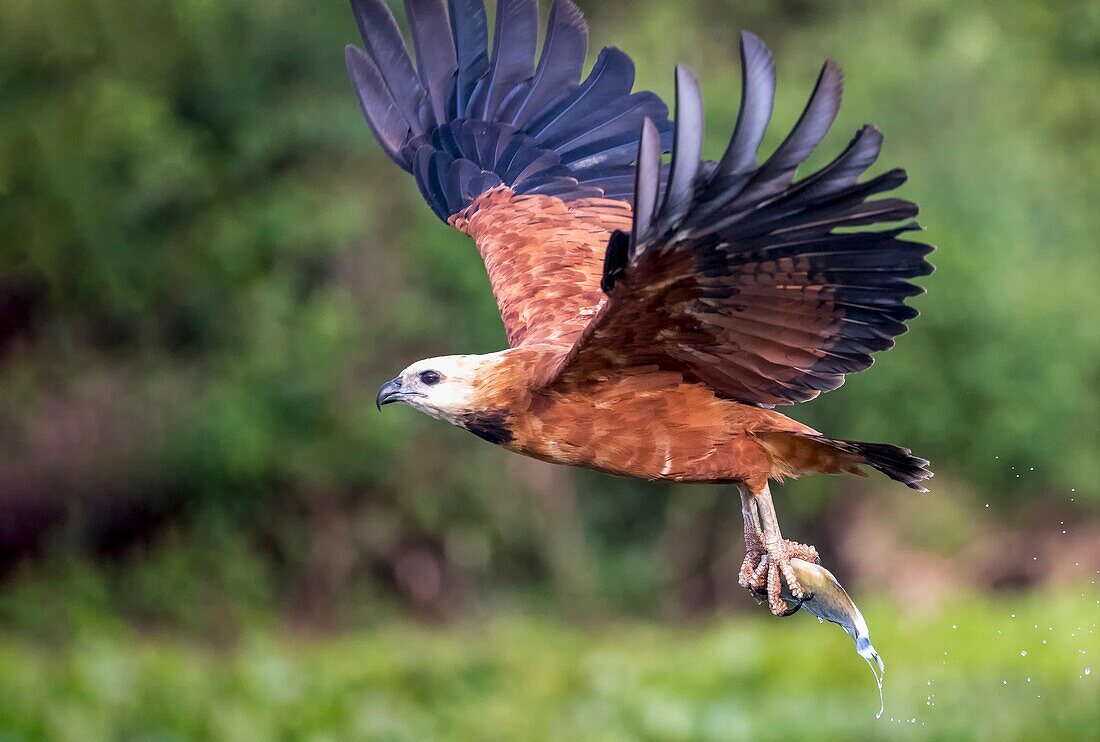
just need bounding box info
[356,0,933,615]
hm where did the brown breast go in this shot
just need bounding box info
[481,352,795,485]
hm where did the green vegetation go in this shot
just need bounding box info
[0,589,1096,740]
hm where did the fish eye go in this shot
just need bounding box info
[418,369,441,386]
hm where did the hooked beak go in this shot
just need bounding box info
[376,377,405,410]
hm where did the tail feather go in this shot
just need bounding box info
[816,436,932,492]
[757,431,932,492]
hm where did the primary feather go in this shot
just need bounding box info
[547,34,932,407]
[346,0,672,221]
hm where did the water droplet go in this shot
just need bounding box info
[863,654,885,719]
[1003,680,1008,685]
[1021,651,1028,657]
[1086,667,1092,676]
[952,624,957,629]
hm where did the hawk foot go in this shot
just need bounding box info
[739,538,819,616]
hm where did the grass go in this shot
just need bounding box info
[0,587,1095,741]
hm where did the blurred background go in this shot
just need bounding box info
[0,0,1098,738]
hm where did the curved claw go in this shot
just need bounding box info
[765,591,815,617]
[778,599,802,617]
[751,582,810,617]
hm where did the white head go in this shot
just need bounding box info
[375,354,496,425]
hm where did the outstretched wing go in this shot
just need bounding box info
[347,0,672,347]
[543,32,933,406]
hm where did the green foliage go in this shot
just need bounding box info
[0,589,1096,740]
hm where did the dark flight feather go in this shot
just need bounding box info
[503,0,588,127]
[544,92,671,161]
[475,0,538,121]
[527,47,635,139]
[345,45,410,165]
[449,0,490,117]
[347,0,673,220]
[405,0,458,125]
[350,0,427,137]
[790,125,883,202]
[713,34,775,183]
[657,66,704,234]
[548,33,932,407]
[736,60,843,206]
[631,118,662,251]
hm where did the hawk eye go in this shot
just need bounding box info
[418,370,441,386]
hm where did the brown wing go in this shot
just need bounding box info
[346,0,671,348]
[542,36,933,405]
[451,189,632,347]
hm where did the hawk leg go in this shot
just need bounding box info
[737,483,820,616]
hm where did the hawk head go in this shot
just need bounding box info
[376,354,501,426]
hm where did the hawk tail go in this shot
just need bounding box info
[814,436,933,492]
[758,431,932,492]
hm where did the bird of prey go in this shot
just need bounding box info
[355,0,933,615]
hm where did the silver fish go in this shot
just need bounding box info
[780,558,886,718]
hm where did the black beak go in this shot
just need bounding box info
[376,377,404,410]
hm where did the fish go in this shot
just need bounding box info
[779,558,887,718]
